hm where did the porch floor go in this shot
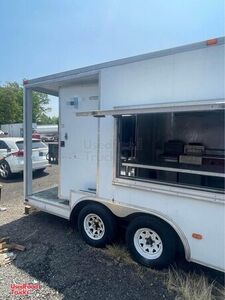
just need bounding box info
[33,186,69,206]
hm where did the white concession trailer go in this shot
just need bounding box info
[23,37,225,271]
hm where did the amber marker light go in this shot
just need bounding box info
[192,233,203,240]
[206,38,218,46]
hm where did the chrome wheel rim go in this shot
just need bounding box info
[0,162,9,178]
[84,213,105,240]
[134,228,163,259]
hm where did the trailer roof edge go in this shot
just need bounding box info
[24,36,225,88]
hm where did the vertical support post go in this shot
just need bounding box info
[23,87,33,198]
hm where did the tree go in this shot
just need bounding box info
[38,114,59,125]
[0,82,57,125]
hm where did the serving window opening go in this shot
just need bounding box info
[116,110,225,193]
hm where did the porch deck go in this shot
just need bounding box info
[32,186,69,206]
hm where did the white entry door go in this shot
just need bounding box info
[59,84,99,199]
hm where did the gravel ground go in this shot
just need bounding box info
[0,165,223,300]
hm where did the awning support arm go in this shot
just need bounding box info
[23,87,33,197]
[76,99,225,118]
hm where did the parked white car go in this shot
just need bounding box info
[0,130,8,136]
[0,138,49,179]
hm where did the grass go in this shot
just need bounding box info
[166,267,225,300]
[105,244,134,265]
[104,243,225,300]
[104,243,162,278]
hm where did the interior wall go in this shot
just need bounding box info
[136,115,157,163]
[119,111,224,190]
[136,111,224,163]
[173,111,224,149]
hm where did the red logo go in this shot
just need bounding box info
[11,283,41,295]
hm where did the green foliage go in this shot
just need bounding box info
[0,82,23,124]
[38,114,59,125]
[0,82,57,125]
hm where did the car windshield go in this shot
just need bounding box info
[16,140,47,150]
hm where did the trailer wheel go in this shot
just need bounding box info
[126,216,176,268]
[78,204,117,247]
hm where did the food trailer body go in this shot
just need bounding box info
[23,37,225,271]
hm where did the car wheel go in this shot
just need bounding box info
[126,216,176,269]
[37,168,46,172]
[0,160,12,179]
[78,204,117,247]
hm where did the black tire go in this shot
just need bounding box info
[78,204,117,248]
[126,216,176,269]
[36,168,46,173]
[0,160,12,179]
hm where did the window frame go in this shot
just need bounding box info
[76,99,225,202]
[113,110,225,198]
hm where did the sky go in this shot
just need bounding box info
[0,0,224,116]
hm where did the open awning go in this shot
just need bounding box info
[23,71,99,97]
[76,99,225,117]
